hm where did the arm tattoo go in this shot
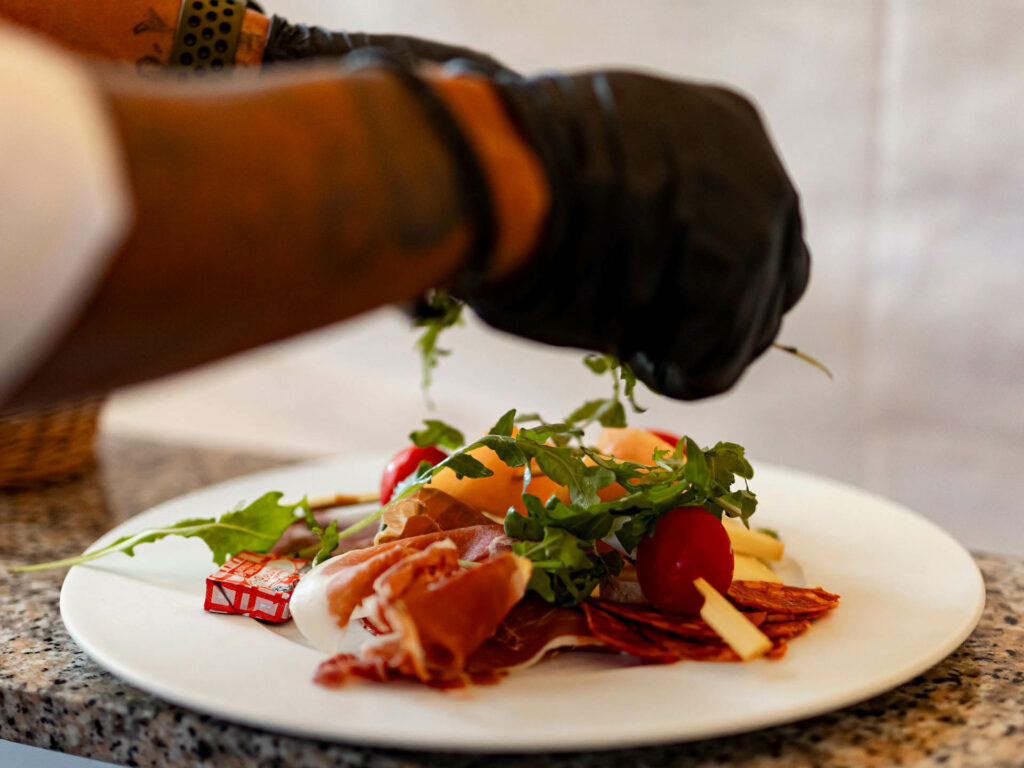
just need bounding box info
[133,7,172,35]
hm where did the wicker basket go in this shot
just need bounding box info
[0,397,104,488]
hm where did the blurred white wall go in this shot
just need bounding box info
[106,0,1024,555]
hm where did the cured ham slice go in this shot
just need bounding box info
[290,525,507,654]
[315,541,531,688]
[466,598,599,680]
[727,581,840,615]
[324,524,506,627]
[375,488,496,545]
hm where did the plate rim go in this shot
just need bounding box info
[60,457,986,753]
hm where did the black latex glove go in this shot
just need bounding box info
[461,71,810,400]
[262,15,507,76]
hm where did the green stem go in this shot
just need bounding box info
[334,507,383,541]
[714,496,743,518]
[10,521,284,573]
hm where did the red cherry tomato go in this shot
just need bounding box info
[648,429,681,447]
[636,506,734,615]
[379,445,447,503]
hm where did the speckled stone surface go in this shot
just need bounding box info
[1,438,1022,768]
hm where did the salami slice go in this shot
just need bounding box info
[582,602,677,662]
[763,610,831,623]
[727,581,840,614]
[634,625,742,662]
[766,640,789,660]
[592,599,765,642]
[759,619,811,640]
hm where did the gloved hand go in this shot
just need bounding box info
[460,70,810,400]
[262,15,507,75]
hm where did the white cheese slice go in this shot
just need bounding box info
[732,553,782,584]
[725,523,785,562]
[694,577,772,661]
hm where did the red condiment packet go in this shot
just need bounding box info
[204,551,307,623]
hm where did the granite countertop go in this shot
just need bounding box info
[1,437,1022,768]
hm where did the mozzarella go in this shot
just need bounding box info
[290,560,362,655]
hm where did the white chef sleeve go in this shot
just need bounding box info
[0,23,132,403]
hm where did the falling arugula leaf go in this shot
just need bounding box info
[568,355,645,430]
[412,290,465,403]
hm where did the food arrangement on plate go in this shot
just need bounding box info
[289,411,840,689]
[18,352,839,691]
[16,296,841,690]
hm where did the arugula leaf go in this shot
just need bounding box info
[620,363,646,413]
[682,437,711,487]
[410,419,465,451]
[598,399,627,428]
[614,510,660,554]
[583,354,611,374]
[511,526,618,607]
[568,355,645,431]
[12,492,307,572]
[488,409,517,437]
[567,399,605,424]
[413,290,465,401]
[444,453,493,480]
[303,502,341,566]
[477,435,527,468]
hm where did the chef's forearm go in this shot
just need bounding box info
[5,66,547,407]
[0,0,267,67]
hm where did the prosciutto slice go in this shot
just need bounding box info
[375,488,496,545]
[315,541,531,688]
[466,598,599,681]
[320,524,507,630]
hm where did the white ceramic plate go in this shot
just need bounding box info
[61,456,985,752]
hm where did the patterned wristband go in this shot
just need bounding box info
[170,0,246,73]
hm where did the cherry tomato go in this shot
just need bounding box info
[648,429,681,447]
[379,445,447,503]
[636,506,734,615]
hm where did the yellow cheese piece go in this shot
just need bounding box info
[694,577,772,661]
[732,553,782,584]
[725,522,785,562]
